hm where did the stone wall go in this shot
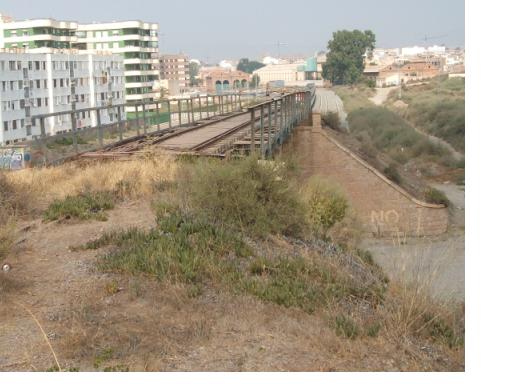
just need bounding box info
[284,119,448,236]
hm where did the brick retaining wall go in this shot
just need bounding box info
[284,120,448,236]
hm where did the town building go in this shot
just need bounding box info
[0,18,78,51]
[0,51,125,145]
[159,53,190,95]
[253,55,325,86]
[1,18,160,110]
[199,67,250,93]
[363,57,444,87]
[75,21,159,108]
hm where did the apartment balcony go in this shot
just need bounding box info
[124,69,160,77]
[124,58,160,65]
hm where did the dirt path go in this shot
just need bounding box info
[369,87,398,105]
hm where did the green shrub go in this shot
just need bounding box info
[44,191,115,221]
[304,178,348,238]
[425,314,464,348]
[333,85,375,113]
[424,188,450,206]
[387,77,465,153]
[348,107,448,166]
[245,255,359,314]
[92,210,251,283]
[366,322,381,337]
[322,111,341,130]
[334,315,360,339]
[383,164,402,185]
[175,157,307,237]
[46,135,87,148]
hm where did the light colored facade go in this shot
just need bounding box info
[159,53,190,94]
[76,21,160,107]
[0,51,125,145]
[0,18,78,51]
[1,18,160,109]
[253,63,304,84]
[199,68,250,93]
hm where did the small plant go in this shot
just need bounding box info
[383,164,402,185]
[366,322,381,337]
[44,191,115,222]
[304,178,348,239]
[334,314,360,339]
[424,188,450,206]
[104,280,120,295]
[322,111,341,130]
[47,135,88,148]
[426,315,464,348]
[93,347,114,369]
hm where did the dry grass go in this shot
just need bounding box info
[374,232,464,350]
[4,153,177,214]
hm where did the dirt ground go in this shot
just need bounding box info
[0,200,463,372]
[363,182,465,300]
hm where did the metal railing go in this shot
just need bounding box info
[247,90,313,158]
[26,92,244,165]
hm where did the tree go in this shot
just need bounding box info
[189,62,200,86]
[322,30,376,85]
[237,58,265,74]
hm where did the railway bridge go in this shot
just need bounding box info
[28,87,315,163]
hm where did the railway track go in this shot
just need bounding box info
[80,108,267,159]
[78,89,313,160]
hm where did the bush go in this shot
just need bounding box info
[334,315,360,339]
[424,188,450,206]
[322,111,341,130]
[304,178,348,238]
[245,254,362,314]
[383,164,402,185]
[174,157,307,237]
[44,191,116,222]
[388,77,465,153]
[91,210,251,283]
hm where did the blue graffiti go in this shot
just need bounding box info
[0,148,28,170]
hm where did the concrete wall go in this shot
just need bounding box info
[285,116,448,237]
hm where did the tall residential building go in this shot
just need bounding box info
[159,53,190,93]
[1,51,125,145]
[76,21,160,107]
[0,18,78,50]
[1,18,160,110]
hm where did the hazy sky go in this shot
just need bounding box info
[1,0,464,62]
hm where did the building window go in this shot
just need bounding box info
[3,121,8,131]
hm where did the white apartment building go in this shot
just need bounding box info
[0,51,125,145]
[76,21,160,108]
[0,18,78,51]
[1,18,160,111]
